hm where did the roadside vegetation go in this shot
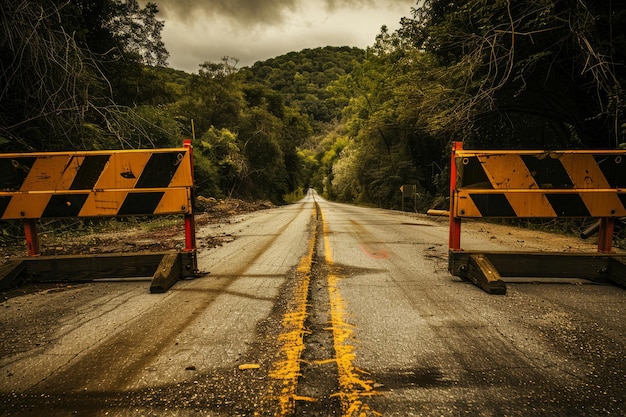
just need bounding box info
[1,1,625,244]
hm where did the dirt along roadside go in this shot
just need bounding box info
[0,197,273,259]
[0,198,273,300]
[428,215,623,254]
[2,202,621,287]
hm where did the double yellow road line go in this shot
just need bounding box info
[268,203,380,416]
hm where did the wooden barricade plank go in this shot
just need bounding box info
[19,253,169,282]
[0,148,194,220]
[2,252,200,293]
[450,251,614,281]
[453,149,626,218]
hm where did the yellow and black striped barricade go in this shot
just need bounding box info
[0,140,201,293]
[448,142,626,294]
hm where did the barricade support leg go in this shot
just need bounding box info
[597,218,615,253]
[150,252,183,293]
[23,219,41,257]
[456,253,506,295]
[448,141,462,251]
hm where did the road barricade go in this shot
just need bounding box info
[0,140,200,293]
[447,142,626,294]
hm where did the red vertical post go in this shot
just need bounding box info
[597,217,615,253]
[183,139,197,253]
[23,219,41,256]
[449,141,462,251]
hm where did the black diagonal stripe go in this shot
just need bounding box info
[118,192,164,215]
[135,152,184,189]
[0,157,37,191]
[42,194,89,218]
[594,154,626,188]
[0,196,11,218]
[545,194,590,217]
[521,155,573,189]
[457,156,493,189]
[469,194,516,217]
[618,194,626,211]
[70,155,110,190]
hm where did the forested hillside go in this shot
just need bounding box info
[245,47,365,129]
[2,0,625,209]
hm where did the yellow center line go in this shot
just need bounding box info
[267,206,317,415]
[320,209,381,417]
[267,203,381,416]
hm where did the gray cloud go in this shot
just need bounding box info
[155,0,416,71]
[154,0,404,26]
[155,0,299,25]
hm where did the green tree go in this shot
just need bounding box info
[179,58,244,134]
[237,108,288,202]
[399,0,626,148]
[198,126,245,197]
[245,46,366,133]
[314,126,349,199]
[321,27,437,208]
[0,0,169,151]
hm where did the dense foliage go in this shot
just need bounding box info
[0,0,169,151]
[316,0,626,208]
[245,47,365,130]
[401,0,626,149]
[1,0,625,209]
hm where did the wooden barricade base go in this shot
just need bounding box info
[449,250,626,295]
[0,251,201,294]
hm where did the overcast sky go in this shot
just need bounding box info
[153,0,417,73]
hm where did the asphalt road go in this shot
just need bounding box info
[1,190,625,416]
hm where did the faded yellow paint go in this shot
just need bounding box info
[454,192,483,217]
[321,210,381,417]
[238,363,261,370]
[453,149,626,218]
[2,193,51,219]
[168,152,194,187]
[455,189,626,217]
[559,153,625,217]
[266,205,381,416]
[1,148,193,191]
[477,154,556,217]
[0,148,194,219]
[455,149,626,157]
[94,152,149,190]
[79,190,129,216]
[153,188,192,214]
[57,156,86,189]
[267,206,317,415]
[18,155,72,191]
